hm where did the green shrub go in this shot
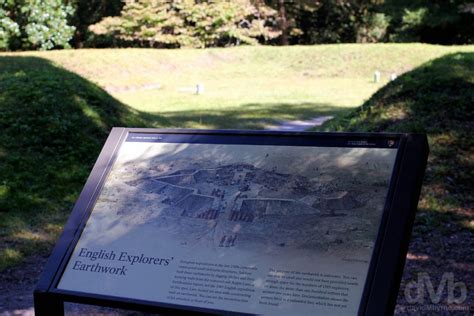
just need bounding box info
[0,0,75,51]
[0,1,20,49]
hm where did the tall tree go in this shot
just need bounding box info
[88,0,280,48]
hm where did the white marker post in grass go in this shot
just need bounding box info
[196,83,204,95]
[178,83,205,95]
[374,70,381,83]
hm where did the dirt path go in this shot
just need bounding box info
[394,228,473,315]
[265,116,333,131]
[0,256,150,316]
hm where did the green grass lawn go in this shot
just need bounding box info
[1,44,473,270]
[7,44,474,128]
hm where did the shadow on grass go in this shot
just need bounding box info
[0,55,349,273]
[140,103,347,130]
[0,56,148,270]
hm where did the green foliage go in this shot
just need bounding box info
[0,56,145,269]
[88,0,280,48]
[183,1,278,47]
[394,7,431,42]
[263,0,473,45]
[356,12,390,43]
[69,0,124,48]
[320,53,474,222]
[263,0,388,44]
[2,0,473,49]
[23,0,76,50]
[382,0,474,44]
[0,1,20,49]
[0,0,75,51]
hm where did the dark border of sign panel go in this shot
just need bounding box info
[34,128,429,316]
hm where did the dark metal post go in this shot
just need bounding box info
[34,291,64,316]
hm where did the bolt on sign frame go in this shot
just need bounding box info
[35,128,428,316]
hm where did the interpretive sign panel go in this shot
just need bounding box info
[35,128,428,316]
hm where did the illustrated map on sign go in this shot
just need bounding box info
[91,142,396,258]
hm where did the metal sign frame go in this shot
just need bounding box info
[34,128,429,316]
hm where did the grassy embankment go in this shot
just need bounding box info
[1,44,473,270]
[318,52,473,240]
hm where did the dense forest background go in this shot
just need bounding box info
[1,0,473,51]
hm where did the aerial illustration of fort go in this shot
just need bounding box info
[91,142,396,257]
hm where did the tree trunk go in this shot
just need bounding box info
[278,0,289,45]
